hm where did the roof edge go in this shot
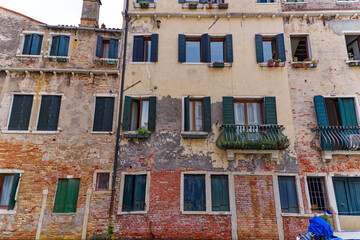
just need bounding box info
[0,6,45,24]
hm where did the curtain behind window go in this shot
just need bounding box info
[0,175,14,206]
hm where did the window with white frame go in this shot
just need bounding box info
[22,33,43,55]
[290,35,311,61]
[37,95,62,131]
[95,172,110,191]
[8,94,34,131]
[93,97,115,132]
[184,96,211,132]
[96,36,119,59]
[0,173,21,210]
[50,35,70,57]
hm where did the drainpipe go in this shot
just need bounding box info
[109,0,130,218]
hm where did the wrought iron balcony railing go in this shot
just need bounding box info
[311,126,360,151]
[216,124,290,150]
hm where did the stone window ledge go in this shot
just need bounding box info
[181,131,208,139]
[336,0,359,4]
[284,1,307,4]
[226,149,282,163]
[0,210,16,215]
[117,211,147,215]
[321,150,360,163]
[124,132,150,138]
[1,130,31,134]
[181,211,231,215]
[282,213,314,217]
[16,54,42,58]
[259,62,285,67]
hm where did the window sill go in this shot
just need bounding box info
[282,213,313,217]
[182,3,205,9]
[32,130,60,134]
[95,58,118,66]
[181,131,208,139]
[94,190,112,194]
[130,61,154,64]
[181,211,231,215]
[1,130,31,134]
[0,210,16,215]
[259,62,285,67]
[16,54,42,58]
[255,3,278,5]
[208,62,232,68]
[52,212,77,215]
[182,62,208,65]
[346,60,360,67]
[321,150,360,163]
[133,2,156,9]
[124,133,150,138]
[291,61,318,68]
[117,211,147,215]
[336,1,359,4]
[226,149,282,163]
[285,1,307,4]
[90,131,115,134]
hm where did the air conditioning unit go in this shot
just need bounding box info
[346,134,360,150]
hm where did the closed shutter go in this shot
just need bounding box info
[37,95,61,131]
[64,178,80,213]
[201,34,211,63]
[103,97,115,131]
[184,96,190,131]
[148,97,157,132]
[350,178,360,216]
[122,96,133,131]
[50,36,60,56]
[7,173,20,210]
[133,175,147,211]
[109,39,119,59]
[22,34,33,55]
[313,95,329,126]
[47,96,62,131]
[333,177,351,215]
[150,34,159,62]
[203,97,211,132]
[96,35,103,58]
[8,95,33,131]
[223,96,235,124]
[58,36,69,57]
[263,97,277,124]
[53,179,68,213]
[93,97,105,131]
[178,34,186,62]
[278,176,299,213]
[200,0,208,3]
[133,36,144,62]
[122,175,134,212]
[184,175,206,211]
[31,34,43,55]
[255,34,264,63]
[338,98,358,126]
[276,33,286,62]
[225,34,233,63]
[178,0,186,3]
[211,175,229,212]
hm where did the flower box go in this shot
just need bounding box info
[189,3,198,9]
[213,62,225,68]
[56,58,68,63]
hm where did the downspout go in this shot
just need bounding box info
[109,0,130,218]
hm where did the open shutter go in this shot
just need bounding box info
[150,34,159,62]
[184,96,190,131]
[122,96,133,131]
[201,34,211,63]
[53,179,68,213]
[47,96,62,131]
[93,97,105,131]
[64,179,80,213]
[8,173,20,210]
[133,175,147,211]
[8,95,33,131]
[255,34,264,63]
[276,33,286,62]
[31,34,42,55]
[102,97,115,131]
[148,97,157,132]
[133,36,144,62]
[313,95,329,126]
[211,175,229,212]
[37,96,51,131]
[122,175,134,212]
[58,35,69,57]
[263,97,277,124]
[203,97,212,132]
[225,34,233,63]
[184,175,206,211]
[23,34,33,55]
[50,36,60,56]
[96,35,103,58]
[338,98,358,126]
[223,96,235,124]
[178,34,186,62]
[109,39,119,59]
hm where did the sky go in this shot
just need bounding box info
[0,0,124,28]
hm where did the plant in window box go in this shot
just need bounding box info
[274,59,281,67]
[304,58,311,67]
[213,61,225,68]
[139,1,150,8]
[189,2,198,9]
[136,126,150,138]
[311,59,318,68]
[57,58,68,63]
[267,58,274,67]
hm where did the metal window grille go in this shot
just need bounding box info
[307,177,328,212]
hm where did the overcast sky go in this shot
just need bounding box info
[0,0,124,28]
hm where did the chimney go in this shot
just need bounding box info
[80,0,102,28]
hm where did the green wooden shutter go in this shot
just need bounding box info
[109,39,119,59]
[150,34,159,62]
[103,97,115,131]
[276,33,286,62]
[133,36,144,62]
[333,178,351,215]
[47,96,62,131]
[31,34,43,55]
[211,175,229,212]
[313,95,329,126]
[178,34,186,62]
[184,96,190,131]
[184,175,206,211]
[225,34,233,63]
[122,175,134,212]
[8,95,33,131]
[255,34,264,63]
[64,179,80,213]
[338,98,358,126]
[58,36,69,57]
[200,0,208,3]
[22,34,33,55]
[37,96,51,131]
[122,96,133,131]
[278,176,299,213]
[133,175,147,211]
[349,178,360,216]
[223,96,235,124]
[201,34,211,63]
[148,97,157,132]
[96,35,103,58]
[203,97,211,132]
[8,173,20,210]
[53,179,68,213]
[263,97,277,124]
[50,36,60,56]
[178,0,186,3]
[93,97,105,131]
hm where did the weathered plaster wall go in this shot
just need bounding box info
[282,0,360,11]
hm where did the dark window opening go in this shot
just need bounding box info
[257,0,275,3]
[307,177,328,213]
[130,99,149,131]
[93,97,115,132]
[0,173,19,210]
[184,174,206,211]
[133,35,158,62]
[189,99,203,131]
[96,173,110,191]
[291,36,310,61]
[22,34,43,55]
[345,35,360,59]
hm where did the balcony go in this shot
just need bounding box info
[311,126,360,162]
[216,124,290,162]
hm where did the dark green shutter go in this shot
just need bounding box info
[255,34,264,63]
[122,175,134,212]
[178,0,186,3]
[133,175,147,211]
[278,176,299,213]
[313,95,329,126]
[276,33,286,62]
[338,98,358,126]
[263,97,277,124]
[350,178,360,215]
[178,34,186,62]
[64,179,80,213]
[53,179,68,213]
[96,35,103,58]
[184,175,206,211]
[150,34,159,62]
[225,34,233,63]
[8,95,33,131]
[50,36,60,56]
[58,36,69,57]
[201,34,211,63]
[37,95,61,131]
[103,97,115,131]
[47,96,61,131]
[93,97,105,131]
[211,175,229,212]
[122,96,133,131]
[223,96,235,124]
[133,36,144,62]
[8,173,20,210]
[203,97,211,132]
[200,0,207,3]
[333,178,351,215]
[148,97,157,132]
[184,96,190,131]
[23,34,33,55]
[109,39,119,59]
[31,34,43,55]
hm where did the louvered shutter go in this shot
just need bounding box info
[31,34,43,55]
[255,34,264,63]
[122,175,134,212]
[133,175,147,211]
[122,96,133,131]
[102,97,115,131]
[223,97,235,124]
[263,97,277,124]
[211,175,229,212]
[22,34,33,55]
[8,95,33,131]
[225,34,233,63]
[184,175,206,211]
[96,35,103,58]
[109,39,119,59]
[150,34,159,62]
[53,179,68,213]
[203,97,211,132]
[8,173,20,210]
[93,97,105,131]
[184,96,190,131]
[133,36,144,62]
[201,34,211,63]
[58,35,69,57]
[148,97,157,132]
[50,36,60,56]
[178,34,186,62]
[47,96,62,131]
[64,179,80,213]
[338,98,358,126]
[313,95,329,126]
[37,96,51,131]
[276,33,286,62]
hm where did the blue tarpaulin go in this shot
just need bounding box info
[308,217,334,239]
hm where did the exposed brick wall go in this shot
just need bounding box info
[283,216,311,240]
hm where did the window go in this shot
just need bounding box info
[291,36,310,61]
[137,0,154,2]
[133,34,158,62]
[0,173,20,210]
[345,35,360,59]
[286,0,305,2]
[22,34,43,55]
[184,97,211,132]
[8,95,33,131]
[95,173,110,191]
[183,174,230,212]
[53,178,80,213]
[37,95,61,131]
[93,97,115,132]
[278,176,299,213]
[333,177,360,216]
[307,177,328,213]
[96,36,119,59]
[257,0,275,2]
[178,34,233,63]
[122,174,147,212]
[122,96,157,132]
[255,34,286,63]
[223,97,277,125]
[50,35,70,57]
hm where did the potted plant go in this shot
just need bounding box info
[348,52,354,61]
[311,59,318,68]
[139,1,150,8]
[208,0,213,9]
[189,2,198,9]
[136,126,150,138]
[57,58,68,63]
[275,59,281,67]
[218,0,228,9]
[268,59,274,67]
[293,56,298,62]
